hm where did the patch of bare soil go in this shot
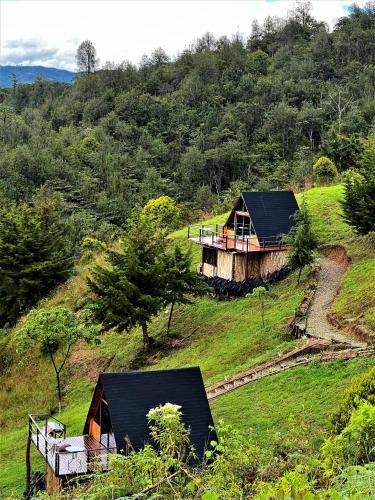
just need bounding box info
[321,244,351,269]
[69,348,112,382]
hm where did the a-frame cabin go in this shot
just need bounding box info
[188,191,299,282]
[27,367,215,495]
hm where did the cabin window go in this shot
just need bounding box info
[203,247,217,266]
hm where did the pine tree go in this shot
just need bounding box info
[341,173,375,235]
[164,246,208,333]
[0,193,73,327]
[287,196,318,284]
[87,222,166,350]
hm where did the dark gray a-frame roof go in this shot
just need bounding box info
[227,191,299,239]
[84,367,216,462]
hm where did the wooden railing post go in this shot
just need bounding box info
[44,417,48,466]
[26,416,32,496]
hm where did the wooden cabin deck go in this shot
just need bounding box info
[188,235,288,253]
[29,415,116,477]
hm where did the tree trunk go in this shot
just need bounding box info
[50,352,62,413]
[167,297,176,334]
[142,323,150,351]
[260,300,265,328]
[56,371,62,414]
[297,266,303,285]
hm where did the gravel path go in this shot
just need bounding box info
[307,257,366,347]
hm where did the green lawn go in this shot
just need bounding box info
[1,185,374,497]
[211,357,375,452]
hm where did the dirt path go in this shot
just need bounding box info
[307,257,366,347]
[205,254,372,401]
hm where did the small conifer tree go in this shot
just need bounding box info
[164,246,208,333]
[287,197,318,284]
[341,173,375,235]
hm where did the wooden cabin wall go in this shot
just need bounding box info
[200,249,287,282]
[202,262,217,277]
[217,251,234,280]
[234,254,247,281]
[248,251,288,279]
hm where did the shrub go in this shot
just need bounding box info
[202,422,265,499]
[330,366,375,434]
[322,402,375,475]
[329,464,375,498]
[313,156,338,184]
[254,471,316,499]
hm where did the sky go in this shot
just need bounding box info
[0,0,368,71]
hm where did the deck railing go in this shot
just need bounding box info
[28,414,116,476]
[29,414,66,470]
[188,225,286,252]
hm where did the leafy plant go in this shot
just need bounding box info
[330,366,375,434]
[140,195,182,234]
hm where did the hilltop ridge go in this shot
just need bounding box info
[0,65,75,87]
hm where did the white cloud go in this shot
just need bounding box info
[0,0,369,70]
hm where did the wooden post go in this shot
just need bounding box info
[231,253,236,281]
[55,450,59,476]
[26,417,32,496]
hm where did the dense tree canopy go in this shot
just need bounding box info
[0,192,73,327]
[0,3,375,235]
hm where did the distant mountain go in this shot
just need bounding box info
[0,65,76,87]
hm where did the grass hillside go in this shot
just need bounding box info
[0,185,374,497]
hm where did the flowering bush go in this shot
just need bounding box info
[147,402,194,464]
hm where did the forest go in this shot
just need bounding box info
[1,2,375,231]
